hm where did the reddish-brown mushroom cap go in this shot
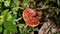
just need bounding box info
[22,8,39,27]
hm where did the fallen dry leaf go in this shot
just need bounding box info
[38,20,59,34]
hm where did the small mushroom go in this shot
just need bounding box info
[22,8,40,27]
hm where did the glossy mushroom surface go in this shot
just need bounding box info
[23,8,39,27]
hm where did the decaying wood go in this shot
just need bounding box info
[39,20,59,34]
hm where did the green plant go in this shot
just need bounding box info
[0,0,60,34]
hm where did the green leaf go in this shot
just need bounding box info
[23,0,28,4]
[57,0,60,7]
[0,26,2,33]
[6,0,11,1]
[0,3,2,8]
[7,16,15,23]
[6,13,12,21]
[1,9,9,18]
[0,19,4,25]
[0,0,4,2]
[3,29,10,34]
[10,3,16,7]
[1,9,8,20]
[12,7,19,11]
[3,30,7,34]
[4,21,17,32]
[4,1,10,7]
[13,0,19,6]
[19,27,27,34]
[17,17,22,21]
[38,2,43,6]
[50,0,56,2]
[13,0,18,3]
[12,7,19,17]
[29,0,34,2]
[33,28,39,31]
[55,8,59,15]
[44,0,49,5]
[6,13,15,23]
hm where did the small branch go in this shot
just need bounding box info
[36,5,49,10]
